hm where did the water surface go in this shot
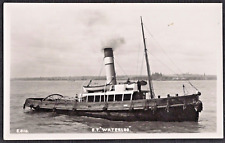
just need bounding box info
[10,80,216,133]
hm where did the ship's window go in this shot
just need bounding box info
[108,95,114,102]
[123,94,131,101]
[132,92,142,100]
[101,95,105,102]
[115,94,122,101]
[95,95,100,102]
[88,96,94,102]
[105,95,107,102]
[82,97,87,102]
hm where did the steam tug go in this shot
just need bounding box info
[23,17,203,121]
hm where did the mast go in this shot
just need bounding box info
[140,16,155,99]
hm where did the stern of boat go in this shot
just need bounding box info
[23,98,43,110]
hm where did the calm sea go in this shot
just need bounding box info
[10,80,216,133]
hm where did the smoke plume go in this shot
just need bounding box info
[102,37,125,50]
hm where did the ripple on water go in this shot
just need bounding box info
[10,80,217,133]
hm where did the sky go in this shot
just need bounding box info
[5,3,222,78]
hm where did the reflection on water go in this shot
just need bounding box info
[10,80,216,133]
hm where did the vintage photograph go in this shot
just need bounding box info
[4,3,223,139]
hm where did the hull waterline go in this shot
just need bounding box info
[23,93,203,122]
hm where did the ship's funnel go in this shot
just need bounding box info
[104,48,117,85]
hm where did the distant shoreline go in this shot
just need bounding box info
[11,74,217,81]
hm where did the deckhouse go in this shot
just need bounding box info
[81,83,150,103]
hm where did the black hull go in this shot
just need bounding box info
[33,104,199,122]
[24,93,202,122]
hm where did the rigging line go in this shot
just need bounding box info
[148,50,199,92]
[147,50,183,79]
[89,59,104,82]
[143,24,198,89]
[143,24,185,76]
[114,57,129,79]
[97,59,104,78]
[139,52,150,91]
[139,52,145,77]
[148,50,198,90]
[136,41,142,76]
